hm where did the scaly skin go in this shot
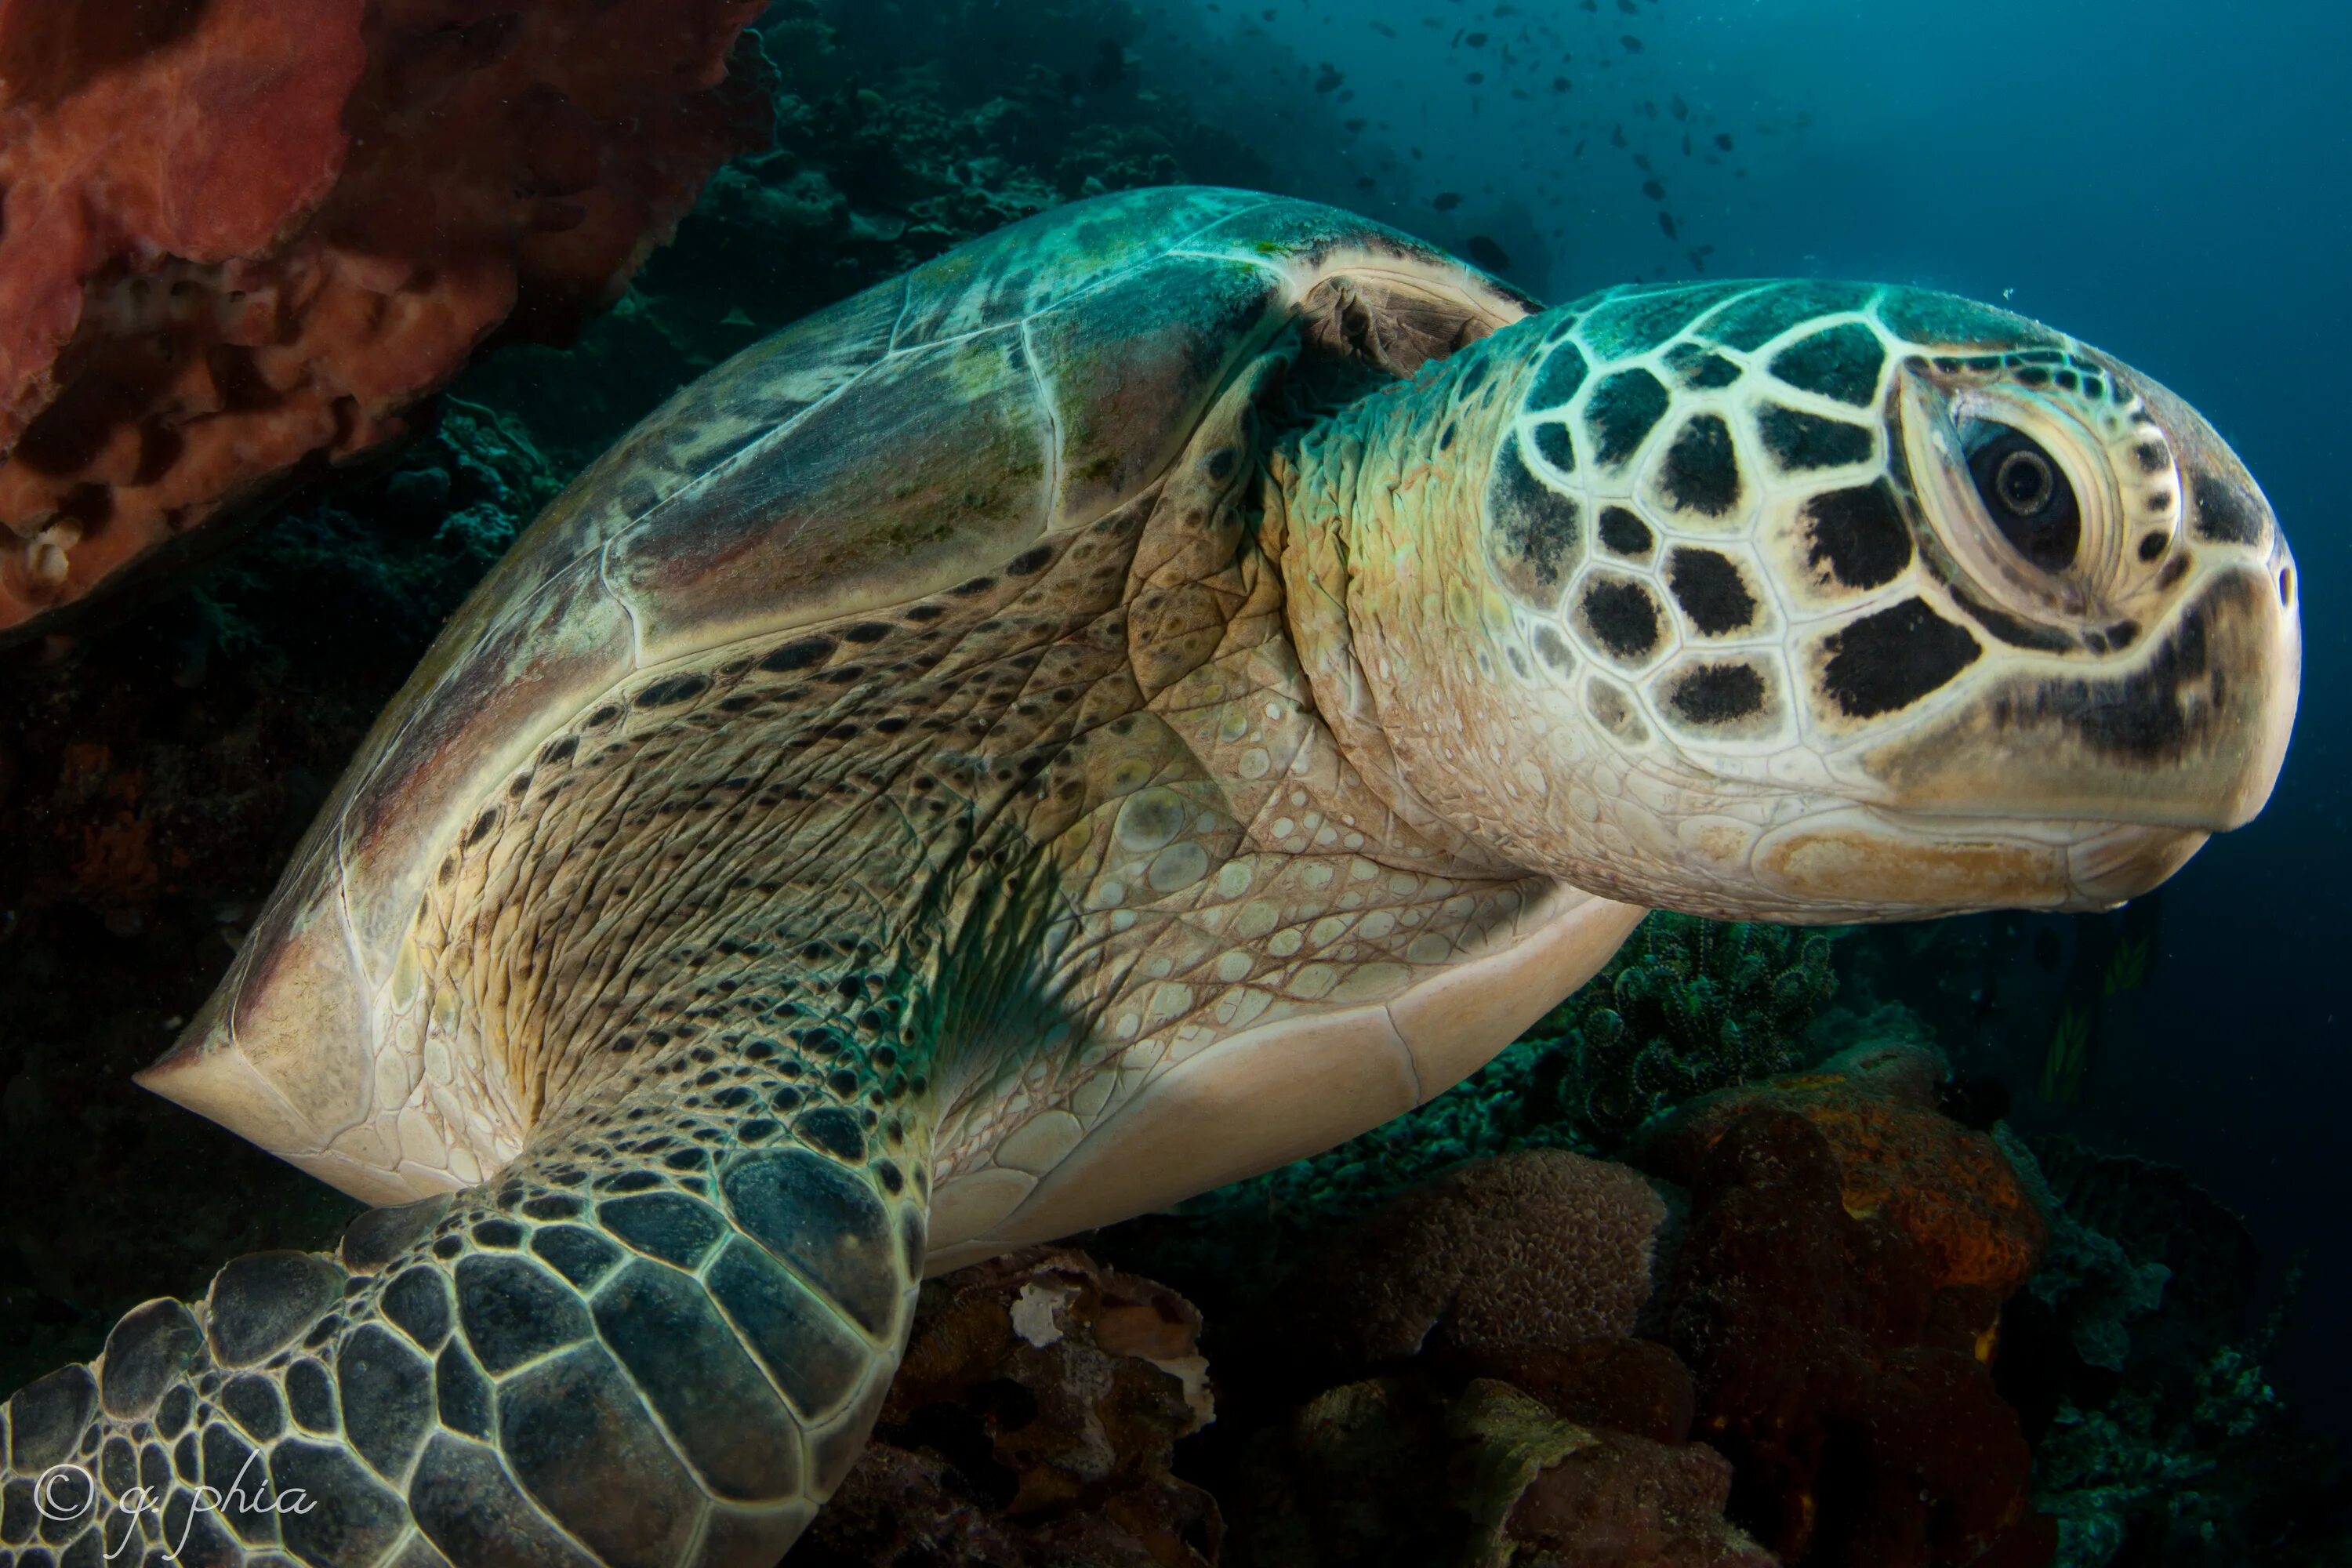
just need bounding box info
[3,197,2299,1566]
[0,348,1553,1568]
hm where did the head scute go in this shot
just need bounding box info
[1293,272,2296,922]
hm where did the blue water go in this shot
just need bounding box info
[1150,0,2351,1436]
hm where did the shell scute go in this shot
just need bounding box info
[608,323,1054,669]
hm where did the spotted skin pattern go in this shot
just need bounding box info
[2,192,2299,1566]
[1279,275,2295,924]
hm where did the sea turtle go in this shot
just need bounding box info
[2,188,2298,1566]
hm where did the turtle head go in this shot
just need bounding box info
[1290,281,2299,921]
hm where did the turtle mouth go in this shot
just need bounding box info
[1748,804,2212,916]
[1863,807,2211,909]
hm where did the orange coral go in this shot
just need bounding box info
[0,0,769,637]
[1638,1044,2047,1298]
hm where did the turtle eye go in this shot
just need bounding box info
[1965,423,2079,572]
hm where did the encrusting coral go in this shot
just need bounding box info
[1646,1105,2055,1566]
[1637,1042,2048,1298]
[0,0,768,637]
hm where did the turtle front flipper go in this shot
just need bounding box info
[2,1051,927,1568]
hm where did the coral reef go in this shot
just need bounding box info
[1229,1374,1772,1568]
[1559,916,1844,1145]
[799,1247,1219,1568]
[1638,1043,2048,1298]
[1994,1138,2352,1566]
[0,0,768,636]
[1646,1107,2056,1566]
[461,0,1304,472]
[1269,1150,1669,1377]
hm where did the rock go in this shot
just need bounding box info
[1232,1372,1773,1568]
[804,1247,1219,1567]
[1450,1337,1698,1448]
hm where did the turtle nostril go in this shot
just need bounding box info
[2278,564,2296,609]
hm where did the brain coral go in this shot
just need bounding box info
[0,0,769,637]
[1276,1149,1670,1372]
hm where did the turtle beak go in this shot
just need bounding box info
[2221,533,2300,829]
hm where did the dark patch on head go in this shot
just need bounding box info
[1803,481,1911,590]
[2008,578,2247,759]
[1667,548,1758,635]
[1587,677,1647,741]
[539,735,578,767]
[1767,323,1886,406]
[1007,543,1055,575]
[1875,288,2054,350]
[2137,531,2169,563]
[1657,415,1743,516]
[2190,471,2267,546]
[1578,283,1747,358]
[1584,368,1671,467]
[1668,662,1768,725]
[1486,432,1582,602]
[1698,281,1877,351]
[1581,579,1662,660]
[1944,586,2076,653]
[1599,506,1653,557]
[1820,597,1982,717]
[1533,624,1576,673]
[1664,341,1744,390]
[1532,419,1577,474]
[2132,440,2169,474]
[1756,405,1874,471]
[840,622,891,644]
[1458,358,1491,399]
[760,637,835,673]
[1529,342,1590,410]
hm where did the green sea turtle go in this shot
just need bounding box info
[2,188,2299,1566]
